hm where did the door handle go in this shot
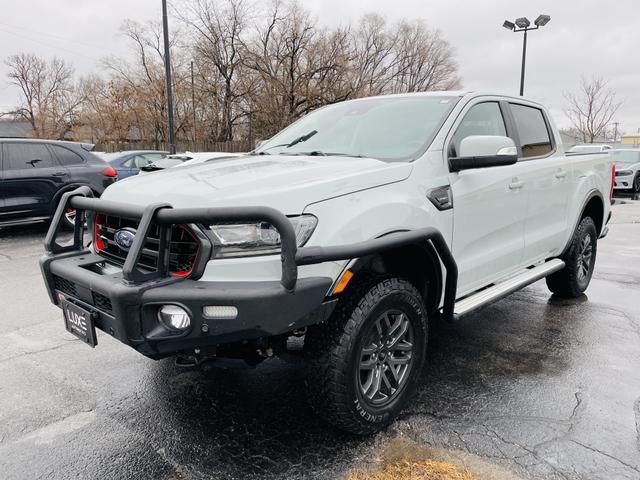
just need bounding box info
[52,171,67,177]
[509,180,524,190]
[554,169,567,179]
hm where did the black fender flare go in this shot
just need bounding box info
[296,228,458,321]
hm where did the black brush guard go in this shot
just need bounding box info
[43,187,458,352]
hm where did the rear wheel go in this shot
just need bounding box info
[304,275,428,435]
[546,216,597,297]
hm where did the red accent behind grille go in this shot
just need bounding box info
[93,214,199,278]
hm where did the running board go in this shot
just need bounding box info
[452,259,565,319]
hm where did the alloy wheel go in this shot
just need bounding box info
[577,234,593,281]
[358,309,415,407]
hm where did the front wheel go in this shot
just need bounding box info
[546,216,597,297]
[61,208,77,230]
[304,276,428,435]
[633,173,640,194]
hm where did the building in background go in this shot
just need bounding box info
[621,134,640,148]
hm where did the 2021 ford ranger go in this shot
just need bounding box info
[41,92,613,434]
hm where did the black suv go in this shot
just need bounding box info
[0,139,116,229]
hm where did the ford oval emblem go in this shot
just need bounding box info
[114,228,136,251]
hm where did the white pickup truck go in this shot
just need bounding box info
[41,92,613,435]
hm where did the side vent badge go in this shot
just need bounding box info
[427,186,453,211]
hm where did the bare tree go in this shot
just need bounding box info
[5,53,83,138]
[388,20,461,93]
[177,0,249,141]
[565,76,622,143]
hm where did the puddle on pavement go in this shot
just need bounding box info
[347,436,519,480]
[547,293,589,306]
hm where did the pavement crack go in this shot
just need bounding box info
[0,341,74,364]
[635,397,640,454]
[570,439,640,473]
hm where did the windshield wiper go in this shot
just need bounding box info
[258,130,318,153]
[285,151,369,158]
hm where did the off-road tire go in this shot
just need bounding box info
[304,275,428,435]
[546,216,597,297]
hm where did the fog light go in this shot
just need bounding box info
[158,305,191,331]
[202,305,238,320]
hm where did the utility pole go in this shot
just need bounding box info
[161,0,176,154]
[612,121,619,145]
[191,60,196,149]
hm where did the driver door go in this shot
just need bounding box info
[448,100,530,296]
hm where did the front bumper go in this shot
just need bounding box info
[614,174,634,189]
[41,187,458,358]
[41,251,334,357]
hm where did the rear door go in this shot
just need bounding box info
[507,102,570,263]
[448,99,530,295]
[1,142,68,219]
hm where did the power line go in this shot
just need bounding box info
[0,27,100,61]
[0,20,121,55]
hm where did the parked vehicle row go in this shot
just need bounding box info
[41,91,613,435]
[97,150,168,179]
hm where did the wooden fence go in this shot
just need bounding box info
[95,140,253,154]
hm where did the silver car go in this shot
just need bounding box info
[612,149,640,192]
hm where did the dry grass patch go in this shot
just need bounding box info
[346,458,478,480]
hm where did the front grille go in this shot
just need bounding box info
[92,292,113,315]
[53,275,77,297]
[94,214,199,276]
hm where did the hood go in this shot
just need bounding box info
[103,154,412,213]
[614,162,640,172]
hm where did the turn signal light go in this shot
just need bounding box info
[332,270,354,295]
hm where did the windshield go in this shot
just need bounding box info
[611,151,640,165]
[255,95,458,161]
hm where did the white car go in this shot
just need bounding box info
[568,144,613,154]
[41,92,613,435]
[611,149,640,192]
[139,151,242,173]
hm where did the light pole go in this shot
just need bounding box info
[161,0,176,154]
[503,14,551,96]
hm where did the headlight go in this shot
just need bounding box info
[209,215,318,258]
[616,169,633,176]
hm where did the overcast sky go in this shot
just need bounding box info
[1,0,638,134]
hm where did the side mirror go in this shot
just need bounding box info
[450,135,518,172]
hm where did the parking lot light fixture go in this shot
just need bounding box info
[535,14,551,27]
[502,14,551,96]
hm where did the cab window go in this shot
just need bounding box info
[450,102,507,157]
[509,104,553,158]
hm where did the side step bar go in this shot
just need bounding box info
[452,259,565,319]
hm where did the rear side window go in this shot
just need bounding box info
[510,104,553,158]
[49,145,85,165]
[3,143,58,170]
[450,102,507,157]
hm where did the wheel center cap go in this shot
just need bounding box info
[378,352,386,361]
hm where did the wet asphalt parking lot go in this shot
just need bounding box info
[1,195,639,480]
